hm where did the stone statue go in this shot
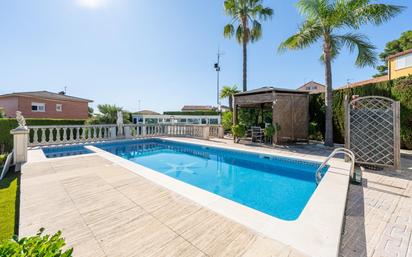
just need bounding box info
[16,111,27,129]
[117,111,124,135]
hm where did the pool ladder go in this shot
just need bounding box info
[315,148,355,185]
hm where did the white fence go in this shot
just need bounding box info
[27,124,223,147]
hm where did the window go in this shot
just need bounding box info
[396,53,412,70]
[56,104,62,112]
[31,102,45,112]
[209,118,218,124]
[306,86,318,90]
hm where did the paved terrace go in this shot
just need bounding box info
[19,154,306,257]
[19,138,412,257]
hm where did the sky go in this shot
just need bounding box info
[0,0,411,113]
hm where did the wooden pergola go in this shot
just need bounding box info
[233,87,310,143]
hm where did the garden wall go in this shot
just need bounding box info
[309,75,412,149]
[0,119,85,153]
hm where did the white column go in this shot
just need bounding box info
[109,127,117,139]
[10,127,29,171]
[218,126,224,138]
[124,126,132,139]
[203,126,210,140]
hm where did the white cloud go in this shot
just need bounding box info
[76,0,106,9]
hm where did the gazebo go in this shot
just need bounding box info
[233,87,310,143]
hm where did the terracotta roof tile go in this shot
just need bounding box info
[336,76,389,90]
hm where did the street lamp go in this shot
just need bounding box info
[214,49,224,124]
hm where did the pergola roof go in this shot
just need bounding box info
[235,86,308,97]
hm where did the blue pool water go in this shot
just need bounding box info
[94,139,327,221]
[43,145,92,158]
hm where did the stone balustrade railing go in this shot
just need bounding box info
[27,124,223,147]
[28,124,117,146]
[209,125,220,138]
[123,124,211,139]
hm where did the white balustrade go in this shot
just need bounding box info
[28,124,117,146]
[28,124,223,146]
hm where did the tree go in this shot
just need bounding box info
[86,104,131,124]
[223,0,273,92]
[88,106,94,118]
[375,30,412,77]
[279,0,403,147]
[220,85,240,111]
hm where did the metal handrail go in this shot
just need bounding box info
[315,147,355,185]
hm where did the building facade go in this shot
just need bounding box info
[0,91,92,119]
[388,49,412,80]
[296,81,326,94]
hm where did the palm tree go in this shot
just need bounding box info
[220,85,241,111]
[279,0,403,147]
[223,0,273,92]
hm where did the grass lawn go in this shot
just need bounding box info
[0,165,19,241]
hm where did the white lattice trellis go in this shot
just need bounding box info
[345,96,400,169]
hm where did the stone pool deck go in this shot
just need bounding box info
[19,154,306,257]
[19,138,412,257]
[340,160,412,257]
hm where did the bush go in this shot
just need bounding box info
[308,121,323,141]
[221,112,233,131]
[309,75,412,149]
[231,124,246,143]
[163,111,219,116]
[0,228,73,257]
[264,125,275,143]
[0,119,85,153]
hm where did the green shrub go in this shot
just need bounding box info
[0,119,85,153]
[308,121,323,141]
[231,124,246,143]
[221,112,233,131]
[163,111,219,116]
[0,228,72,257]
[264,125,275,143]
[309,75,412,149]
[237,108,272,128]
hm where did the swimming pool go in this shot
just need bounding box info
[94,139,327,221]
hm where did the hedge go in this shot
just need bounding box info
[309,75,412,149]
[163,111,219,116]
[0,119,85,153]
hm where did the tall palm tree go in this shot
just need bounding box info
[279,0,403,147]
[220,85,241,111]
[224,0,273,92]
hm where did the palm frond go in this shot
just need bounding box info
[220,85,240,99]
[353,3,405,27]
[296,0,328,19]
[223,0,273,45]
[236,25,245,44]
[224,24,235,39]
[278,19,322,52]
[336,33,377,67]
[250,20,262,42]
